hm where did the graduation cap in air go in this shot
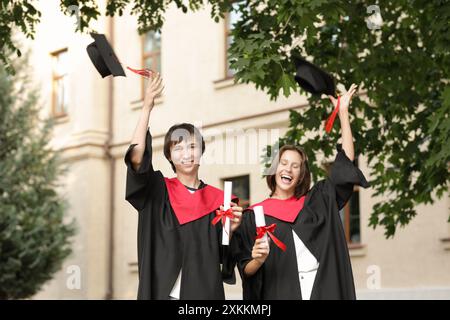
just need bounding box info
[293,56,337,98]
[87,33,126,78]
[293,56,340,133]
[87,33,154,78]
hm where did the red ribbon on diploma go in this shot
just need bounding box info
[126,66,154,78]
[256,224,287,252]
[325,95,340,133]
[212,208,234,227]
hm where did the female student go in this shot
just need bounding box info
[233,84,370,300]
[124,72,243,300]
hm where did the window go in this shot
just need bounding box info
[223,175,250,209]
[224,3,242,78]
[326,159,361,244]
[141,31,161,98]
[51,48,69,117]
[342,186,361,243]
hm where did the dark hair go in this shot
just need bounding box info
[266,145,311,199]
[163,123,205,172]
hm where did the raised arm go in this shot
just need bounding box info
[129,72,164,171]
[326,84,371,210]
[328,83,358,161]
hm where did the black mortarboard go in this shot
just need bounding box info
[293,56,336,98]
[86,33,126,78]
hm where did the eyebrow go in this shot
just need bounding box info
[171,141,197,147]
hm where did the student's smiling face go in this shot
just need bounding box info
[274,150,302,196]
[170,136,202,175]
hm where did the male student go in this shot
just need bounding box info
[124,72,243,300]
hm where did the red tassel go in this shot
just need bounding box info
[325,96,340,133]
[126,66,154,78]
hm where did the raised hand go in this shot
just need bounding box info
[328,83,358,114]
[143,71,164,110]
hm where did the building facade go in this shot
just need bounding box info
[25,1,450,299]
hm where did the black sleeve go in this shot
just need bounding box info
[124,129,161,211]
[231,210,263,300]
[220,244,237,285]
[327,144,370,210]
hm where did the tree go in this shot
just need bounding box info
[226,0,450,238]
[0,51,75,299]
[1,0,448,237]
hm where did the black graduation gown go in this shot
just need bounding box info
[232,145,370,300]
[124,130,235,300]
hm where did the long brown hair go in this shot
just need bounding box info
[266,145,311,199]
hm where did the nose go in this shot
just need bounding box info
[182,147,193,159]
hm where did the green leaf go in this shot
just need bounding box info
[278,73,296,97]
